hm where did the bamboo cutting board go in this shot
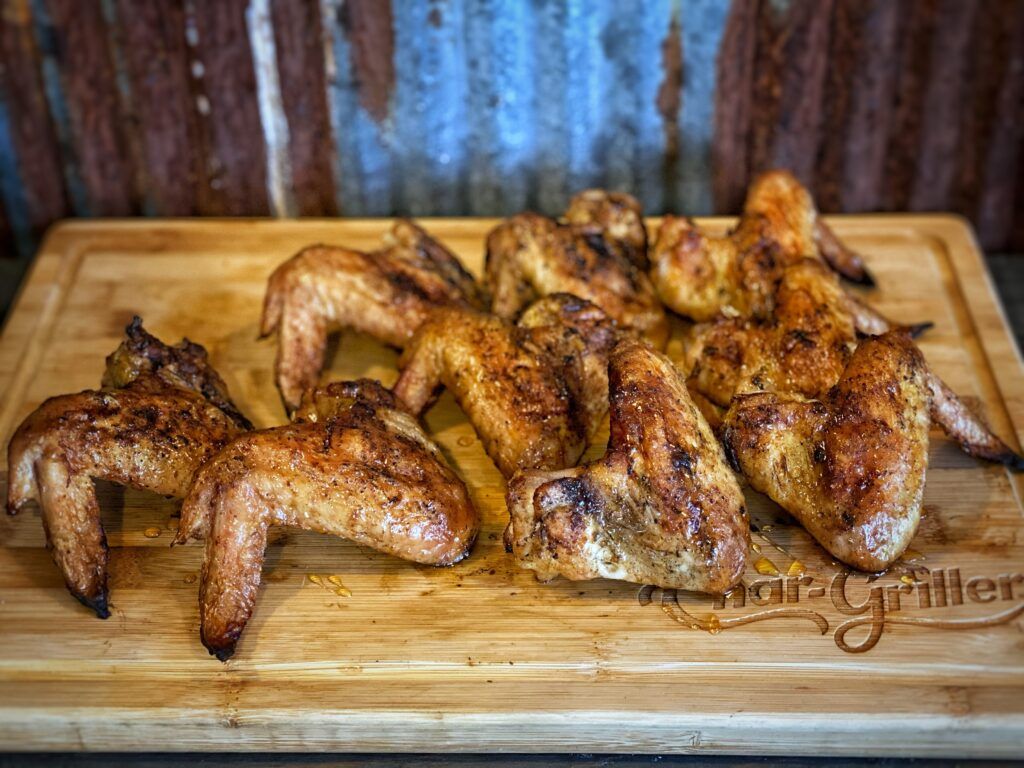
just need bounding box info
[0,216,1022,756]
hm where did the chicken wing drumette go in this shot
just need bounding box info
[686,261,1024,468]
[6,318,249,618]
[393,294,619,478]
[506,337,749,592]
[486,191,668,348]
[721,331,931,571]
[261,219,486,411]
[176,379,479,661]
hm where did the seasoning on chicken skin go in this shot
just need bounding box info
[261,218,486,411]
[393,294,619,479]
[649,212,921,338]
[685,260,857,413]
[721,331,932,571]
[743,169,874,285]
[685,261,1024,468]
[485,191,668,348]
[176,379,479,661]
[506,337,749,593]
[6,318,249,618]
[563,188,650,270]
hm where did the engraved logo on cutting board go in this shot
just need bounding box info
[638,567,1024,653]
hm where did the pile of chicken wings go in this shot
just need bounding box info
[9,171,1022,659]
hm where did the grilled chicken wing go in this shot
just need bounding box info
[261,219,485,411]
[744,169,873,285]
[650,212,909,336]
[393,294,618,478]
[176,379,479,660]
[721,331,930,571]
[506,337,749,592]
[563,188,649,270]
[6,318,249,617]
[685,260,856,411]
[486,192,668,348]
[685,261,1024,468]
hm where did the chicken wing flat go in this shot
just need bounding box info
[506,337,749,593]
[685,260,857,411]
[176,379,479,660]
[722,332,932,570]
[486,192,668,348]
[743,169,873,285]
[261,218,486,411]
[650,211,911,336]
[392,294,619,479]
[6,318,249,617]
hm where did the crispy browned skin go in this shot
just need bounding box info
[393,294,619,478]
[685,262,1024,469]
[685,260,855,410]
[506,337,749,592]
[744,169,873,285]
[486,191,668,348]
[650,212,913,337]
[261,219,485,411]
[563,188,649,270]
[6,319,248,618]
[722,332,931,571]
[177,379,479,661]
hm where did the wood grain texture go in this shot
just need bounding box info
[0,216,1022,755]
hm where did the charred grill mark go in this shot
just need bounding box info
[669,447,696,476]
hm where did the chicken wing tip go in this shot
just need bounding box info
[838,265,876,287]
[208,645,235,663]
[908,321,934,339]
[999,449,1024,472]
[75,591,110,620]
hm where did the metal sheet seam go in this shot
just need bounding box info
[247,0,296,218]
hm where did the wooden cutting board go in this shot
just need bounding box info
[1,216,1022,756]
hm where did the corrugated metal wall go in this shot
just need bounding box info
[1,0,1023,263]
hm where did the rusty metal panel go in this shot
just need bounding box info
[0,0,1023,256]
